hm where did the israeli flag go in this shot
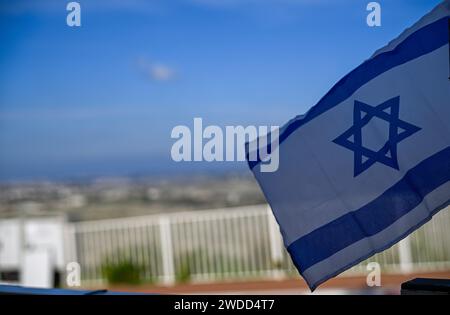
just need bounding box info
[247,1,450,290]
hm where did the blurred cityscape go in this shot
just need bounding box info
[0,173,265,221]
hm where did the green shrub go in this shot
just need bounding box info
[101,259,143,285]
[175,263,191,283]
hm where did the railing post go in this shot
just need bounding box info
[267,205,284,278]
[63,223,78,268]
[398,236,413,273]
[159,216,175,285]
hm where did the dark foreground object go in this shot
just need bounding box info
[401,278,450,295]
[0,284,143,295]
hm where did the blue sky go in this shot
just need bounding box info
[0,0,442,180]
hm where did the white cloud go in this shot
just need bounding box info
[150,64,176,81]
[137,58,176,82]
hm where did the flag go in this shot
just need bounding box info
[247,1,450,290]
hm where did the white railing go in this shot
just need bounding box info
[66,205,450,286]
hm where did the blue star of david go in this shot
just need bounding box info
[333,96,421,177]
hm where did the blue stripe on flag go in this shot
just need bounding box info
[248,16,449,170]
[287,146,450,275]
